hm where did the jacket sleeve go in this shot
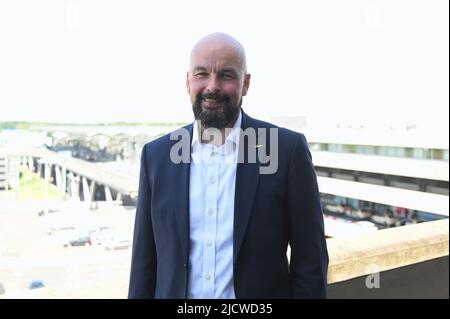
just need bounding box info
[287,134,329,298]
[128,144,157,298]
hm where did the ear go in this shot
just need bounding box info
[242,73,251,96]
[186,71,191,94]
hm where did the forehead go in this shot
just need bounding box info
[190,42,244,71]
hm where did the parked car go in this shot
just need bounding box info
[88,226,113,246]
[46,213,77,235]
[29,280,45,289]
[64,235,92,247]
[87,227,131,250]
[104,234,131,250]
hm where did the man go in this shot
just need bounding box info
[128,33,328,299]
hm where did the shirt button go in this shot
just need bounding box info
[207,241,212,247]
[209,176,215,184]
[208,209,214,216]
[205,274,211,281]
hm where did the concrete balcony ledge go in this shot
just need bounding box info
[327,219,449,298]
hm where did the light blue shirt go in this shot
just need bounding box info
[188,111,242,299]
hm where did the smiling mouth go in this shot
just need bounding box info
[202,98,223,109]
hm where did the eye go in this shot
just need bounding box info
[194,72,208,78]
[221,73,235,80]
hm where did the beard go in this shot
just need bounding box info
[192,92,242,130]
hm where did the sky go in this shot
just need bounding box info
[0,0,448,129]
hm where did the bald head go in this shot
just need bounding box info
[186,33,251,130]
[189,33,247,74]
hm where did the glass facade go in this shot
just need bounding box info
[320,193,448,230]
[309,143,449,161]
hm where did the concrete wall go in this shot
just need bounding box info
[327,219,449,298]
[328,256,448,298]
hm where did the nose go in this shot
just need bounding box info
[205,74,221,93]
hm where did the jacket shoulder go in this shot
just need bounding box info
[245,115,308,146]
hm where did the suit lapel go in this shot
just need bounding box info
[173,125,193,265]
[233,112,261,263]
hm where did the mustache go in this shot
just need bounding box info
[198,92,229,102]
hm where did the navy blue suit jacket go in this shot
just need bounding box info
[128,111,328,299]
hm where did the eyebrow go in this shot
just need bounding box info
[192,66,207,73]
[219,68,239,75]
[192,66,239,74]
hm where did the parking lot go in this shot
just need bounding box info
[0,199,136,298]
